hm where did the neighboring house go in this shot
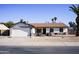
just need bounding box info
[31,23,68,36]
[0,24,9,36]
[10,22,32,37]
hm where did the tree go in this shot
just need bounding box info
[69,21,76,27]
[69,5,79,36]
[69,21,76,34]
[51,17,57,22]
[23,21,26,24]
[4,21,14,28]
[20,19,23,23]
[20,19,27,24]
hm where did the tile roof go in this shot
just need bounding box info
[31,23,68,28]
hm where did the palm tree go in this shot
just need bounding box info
[69,5,79,36]
[51,17,57,22]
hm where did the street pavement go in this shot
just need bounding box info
[0,46,79,54]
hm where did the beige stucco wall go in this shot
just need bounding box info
[31,28,35,34]
[31,27,68,35]
[46,28,50,33]
[63,28,68,34]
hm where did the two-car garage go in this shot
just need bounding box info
[10,22,32,37]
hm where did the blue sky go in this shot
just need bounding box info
[0,4,77,25]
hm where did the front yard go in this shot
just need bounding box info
[0,35,79,42]
[0,35,79,46]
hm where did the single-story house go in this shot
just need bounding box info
[0,24,9,36]
[10,22,68,37]
[31,23,68,36]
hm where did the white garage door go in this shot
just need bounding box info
[11,28,30,37]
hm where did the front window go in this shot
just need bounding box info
[36,29,41,33]
[50,28,54,32]
[60,28,63,32]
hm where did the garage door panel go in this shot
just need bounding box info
[11,29,29,37]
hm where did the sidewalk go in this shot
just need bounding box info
[0,42,79,46]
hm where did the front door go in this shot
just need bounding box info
[43,28,46,34]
